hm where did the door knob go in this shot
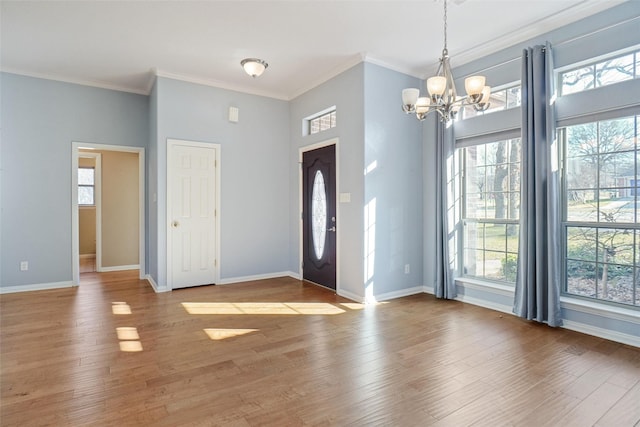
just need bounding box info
[327,226,336,232]
[172,221,179,228]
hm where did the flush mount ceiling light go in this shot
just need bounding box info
[401,0,490,122]
[240,58,268,78]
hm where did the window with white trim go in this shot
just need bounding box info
[560,115,639,306]
[307,109,336,135]
[461,138,521,283]
[78,167,95,206]
[559,49,640,96]
[460,84,521,120]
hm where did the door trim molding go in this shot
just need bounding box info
[166,138,221,291]
[299,138,340,293]
[71,142,145,285]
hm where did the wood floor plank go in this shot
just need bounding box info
[595,380,640,426]
[1,270,639,426]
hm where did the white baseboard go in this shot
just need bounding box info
[287,271,301,280]
[98,264,140,272]
[453,289,640,348]
[0,281,75,294]
[374,286,424,302]
[562,320,640,348]
[217,271,294,285]
[454,294,514,315]
[337,289,364,303]
[145,274,169,293]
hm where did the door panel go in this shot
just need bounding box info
[170,143,217,289]
[302,145,336,289]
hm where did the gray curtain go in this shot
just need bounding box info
[435,119,456,299]
[513,43,562,326]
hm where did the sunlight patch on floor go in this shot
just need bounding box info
[112,302,132,315]
[112,303,142,351]
[204,328,259,340]
[116,327,140,340]
[119,341,143,352]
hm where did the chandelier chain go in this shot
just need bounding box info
[443,0,448,52]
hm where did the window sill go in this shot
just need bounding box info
[560,296,640,325]
[455,277,515,297]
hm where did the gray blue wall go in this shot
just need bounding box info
[363,63,423,300]
[288,62,424,302]
[1,73,148,288]
[289,63,366,300]
[151,77,290,289]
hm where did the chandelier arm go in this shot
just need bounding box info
[401,0,488,124]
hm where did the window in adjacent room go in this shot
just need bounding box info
[78,167,95,206]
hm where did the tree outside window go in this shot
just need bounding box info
[462,138,521,283]
[563,115,639,307]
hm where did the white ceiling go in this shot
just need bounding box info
[0,1,628,100]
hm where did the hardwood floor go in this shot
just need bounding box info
[1,271,639,426]
[79,255,96,273]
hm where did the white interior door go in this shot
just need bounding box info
[168,141,217,289]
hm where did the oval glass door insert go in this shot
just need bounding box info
[311,170,327,260]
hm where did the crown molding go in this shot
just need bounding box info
[450,0,628,70]
[0,67,150,95]
[287,53,367,100]
[360,53,428,80]
[153,68,289,101]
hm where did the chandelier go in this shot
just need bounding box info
[402,0,490,122]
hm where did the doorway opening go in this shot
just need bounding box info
[78,152,101,273]
[71,143,145,285]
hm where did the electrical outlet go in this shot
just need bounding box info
[20,261,28,271]
[404,264,410,274]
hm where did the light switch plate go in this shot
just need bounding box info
[339,193,351,203]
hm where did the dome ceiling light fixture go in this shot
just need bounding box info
[240,58,268,78]
[401,0,490,122]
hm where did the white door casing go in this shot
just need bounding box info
[71,142,145,286]
[167,139,219,289]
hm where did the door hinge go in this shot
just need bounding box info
[214,259,217,267]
